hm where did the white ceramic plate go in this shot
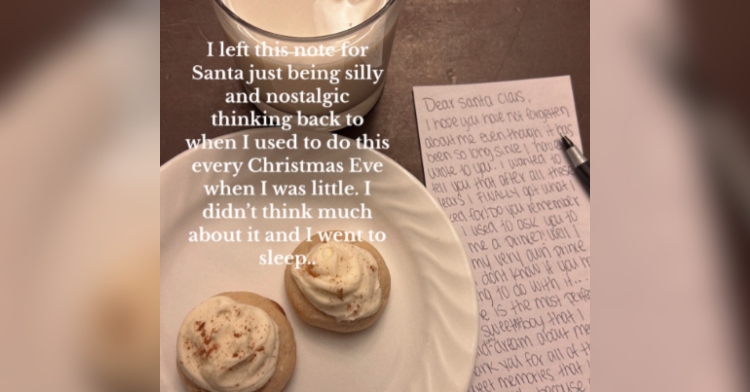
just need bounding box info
[160,129,478,392]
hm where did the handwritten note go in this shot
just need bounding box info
[414,76,590,392]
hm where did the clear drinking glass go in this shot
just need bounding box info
[211,0,405,129]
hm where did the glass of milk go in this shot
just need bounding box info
[211,0,405,130]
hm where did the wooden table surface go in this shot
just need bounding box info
[160,0,590,181]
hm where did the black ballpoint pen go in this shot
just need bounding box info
[561,135,590,192]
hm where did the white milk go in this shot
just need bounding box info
[214,0,400,123]
[224,0,388,38]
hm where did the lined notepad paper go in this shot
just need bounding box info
[414,76,591,392]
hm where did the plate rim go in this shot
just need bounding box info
[160,128,478,391]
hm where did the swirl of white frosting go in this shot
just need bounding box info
[177,296,280,392]
[291,241,382,321]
